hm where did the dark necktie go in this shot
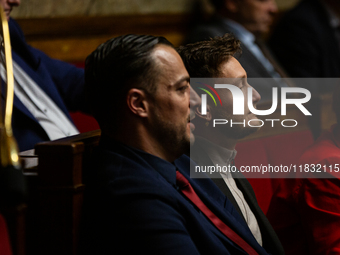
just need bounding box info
[255,39,288,79]
[255,39,297,89]
[176,171,259,255]
[333,25,340,52]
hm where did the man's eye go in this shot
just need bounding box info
[178,85,189,91]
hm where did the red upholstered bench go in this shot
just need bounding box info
[69,62,100,133]
[235,130,314,214]
[0,214,12,255]
[70,112,99,133]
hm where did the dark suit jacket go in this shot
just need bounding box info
[82,136,270,255]
[269,0,340,80]
[185,16,285,101]
[3,19,86,151]
[190,138,285,255]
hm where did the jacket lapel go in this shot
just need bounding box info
[234,177,285,255]
[190,140,246,220]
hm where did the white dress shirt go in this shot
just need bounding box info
[195,136,263,246]
[0,59,79,141]
[222,18,282,80]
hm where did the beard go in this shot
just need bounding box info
[150,112,191,159]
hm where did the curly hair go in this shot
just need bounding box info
[177,34,241,78]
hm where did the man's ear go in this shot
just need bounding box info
[224,0,239,13]
[196,104,212,121]
[126,88,149,118]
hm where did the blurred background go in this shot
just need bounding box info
[11,0,300,63]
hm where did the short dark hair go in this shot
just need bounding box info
[85,34,173,131]
[177,34,241,78]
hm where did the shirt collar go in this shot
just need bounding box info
[195,136,237,166]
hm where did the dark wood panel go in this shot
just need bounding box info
[15,14,192,62]
[26,33,185,62]
[16,14,192,39]
[20,130,101,255]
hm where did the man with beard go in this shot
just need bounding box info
[178,34,284,255]
[82,34,271,254]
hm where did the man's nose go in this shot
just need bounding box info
[7,0,20,6]
[190,87,201,108]
[268,0,278,14]
[252,87,261,104]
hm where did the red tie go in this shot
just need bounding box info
[176,171,259,255]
